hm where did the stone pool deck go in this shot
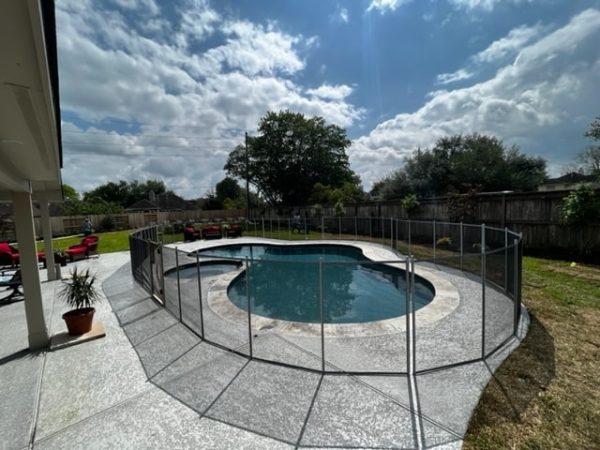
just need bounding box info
[0,246,529,449]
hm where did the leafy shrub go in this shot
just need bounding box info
[436,236,452,247]
[99,215,115,232]
[401,194,420,216]
[560,184,600,225]
[447,188,478,222]
[59,268,100,310]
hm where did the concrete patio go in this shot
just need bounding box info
[0,250,529,449]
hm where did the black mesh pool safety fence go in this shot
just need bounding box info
[129,219,523,375]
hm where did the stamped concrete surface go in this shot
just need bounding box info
[0,243,529,449]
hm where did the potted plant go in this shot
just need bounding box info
[59,267,100,335]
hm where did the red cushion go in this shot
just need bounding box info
[0,242,19,263]
[0,242,16,254]
[66,246,87,256]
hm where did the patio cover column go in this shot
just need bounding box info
[39,198,56,281]
[13,191,49,349]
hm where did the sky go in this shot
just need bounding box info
[56,0,600,199]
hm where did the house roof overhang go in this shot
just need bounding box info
[0,0,62,202]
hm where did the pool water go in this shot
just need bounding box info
[197,244,434,324]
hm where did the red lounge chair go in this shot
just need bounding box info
[1,241,54,267]
[224,224,242,238]
[201,224,222,240]
[65,236,99,262]
[0,242,20,266]
[183,226,201,242]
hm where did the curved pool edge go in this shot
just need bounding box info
[191,238,461,337]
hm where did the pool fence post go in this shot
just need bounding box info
[254,220,257,237]
[517,234,523,330]
[159,244,165,302]
[270,217,273,237]
[321,216,324,240]
[411,256,416,374]
[319,258,325,373]
[405,257,411,374]
[147,240,154,296]
[261,217,265,238]
[408,220,412,256]
[304,216,308,237]
[480,224,486,359]
[460,222,464,271]
[196,251,205,339]
[369,216,372,240]
[245,257,253,358]
[338,216,342,239]
[512,238,519,337]
[395,218,399,251]
[354,216,357,241]
[390,217,394,249]
[504,227,508,293]
[175,247,182,322]
[277,217,280,236]
[288,218,291,239]
[380,216,384,246]
[433,219,436,264]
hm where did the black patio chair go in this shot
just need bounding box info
[0,270,23,304]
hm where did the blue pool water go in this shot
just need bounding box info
[197,244,434,324]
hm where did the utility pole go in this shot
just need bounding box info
[245,132,250,223]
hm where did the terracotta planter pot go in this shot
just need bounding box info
[62,307,95,335]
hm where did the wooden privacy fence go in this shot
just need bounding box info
[32,209,247,237]
[19,190,598,256]
[250,190,600,256]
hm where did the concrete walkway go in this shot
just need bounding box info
[0,250,529,449]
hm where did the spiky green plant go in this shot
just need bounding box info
[58,268,100,310]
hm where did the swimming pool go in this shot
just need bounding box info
[195,244,434,324]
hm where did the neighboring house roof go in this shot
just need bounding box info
[542,172,597,185]
[156,192,187,210]
[125,199,160,212]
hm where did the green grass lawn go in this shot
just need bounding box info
[36,229,185,254]
[464,257,600,449]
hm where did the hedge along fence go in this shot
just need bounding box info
[250,190,600,257]
[7,189,597,257]
[29,209,248,238]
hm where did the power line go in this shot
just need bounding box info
[62,141,234,150]
[62,116,246,130]
[63,151,230,158]
[62,130,242,140]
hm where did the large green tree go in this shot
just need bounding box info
[83,179,170,208]
[577,116,600,175]
[372,133,547,199]
[225,110,360,205]
[215,177,242,204]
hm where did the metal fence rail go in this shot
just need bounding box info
[129,218,523,375]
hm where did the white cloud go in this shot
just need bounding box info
[330,6,349,24]
[473,23,546,63]
[448,0,534,12]
[204,21,305,76]
[436,69,474,85]
[56,1,363,198]
[110,0,160,15]
[366,0,413,14]
[351,9,600,189]
[175,0,220,48]
[339,7,349,23]
[306,84,354,101]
